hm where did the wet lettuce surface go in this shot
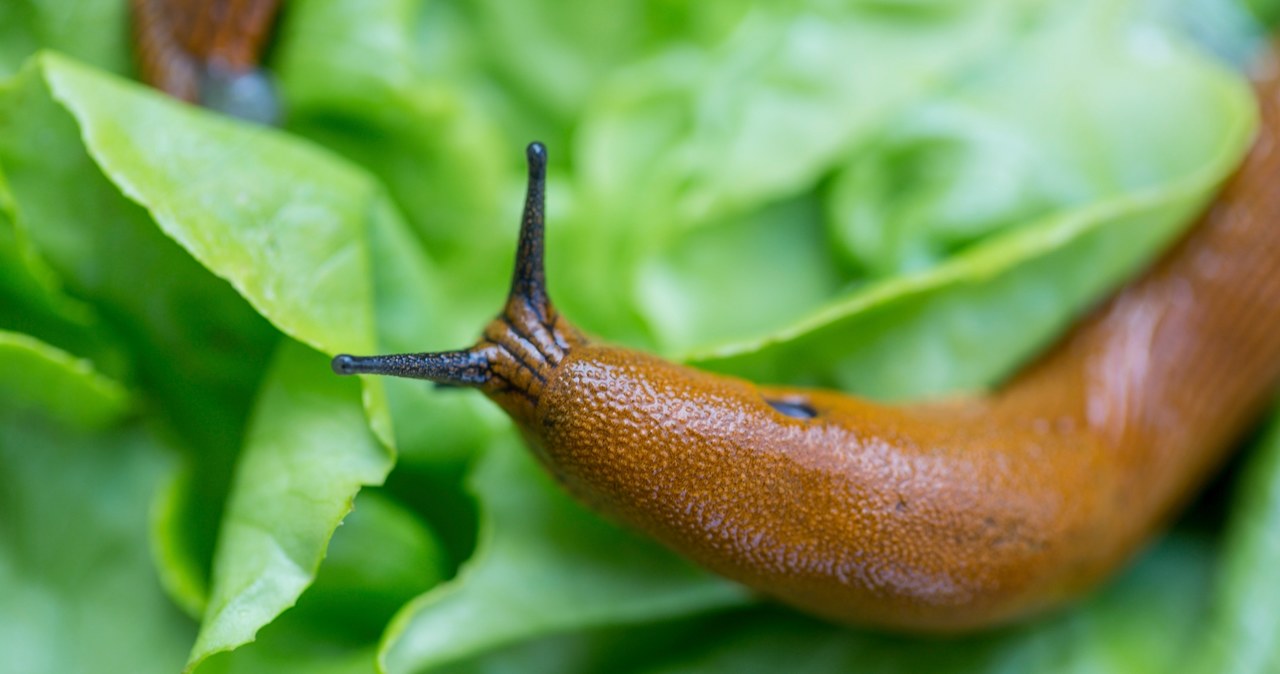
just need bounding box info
[1,1,1278,673]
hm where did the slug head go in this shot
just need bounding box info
[332,142,584,424]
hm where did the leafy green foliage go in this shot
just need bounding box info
[0,329,127,427]
[0,333,193,673]
[186,341,395,671]
[380,434,748,674]
[1193,411,1280,674]
[1,1,1278,673]
[0,0,129,79]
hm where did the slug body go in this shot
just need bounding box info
[131,0,283,123]
[335,71,1280,631]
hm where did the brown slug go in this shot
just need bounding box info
[131,0,283,123]
[331,68,1280,631]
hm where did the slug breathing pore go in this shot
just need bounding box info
[334,68,1280,633]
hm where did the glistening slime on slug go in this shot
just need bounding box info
[334,72,1280,630]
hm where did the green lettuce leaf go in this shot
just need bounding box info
[38,53,393,441]
[0,331,194,674]
[0,54,280,613]
[555,1,1045,342]
[0,0,129,79]
[186,341,393,671]
[0,52,413,660]
[826,1,1254,278]
[1192,409,1280,674]
[689,133,1252,400]
[273,0,527,467]
[687,22,1256,397]
[654,0,1254,362]
[0,329,127,427]
[194,489,446,674]
[275,0,511,276]
[379,432,749,674]
[576,1,1042,234]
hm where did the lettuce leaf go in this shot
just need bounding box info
[0,331,193,673]
[186,341,394,671]
[1192,410,1280,674]
[379,432,748,673]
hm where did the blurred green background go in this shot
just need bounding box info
[1,0,1279,672]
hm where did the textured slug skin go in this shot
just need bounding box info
[335,68,1280,632]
